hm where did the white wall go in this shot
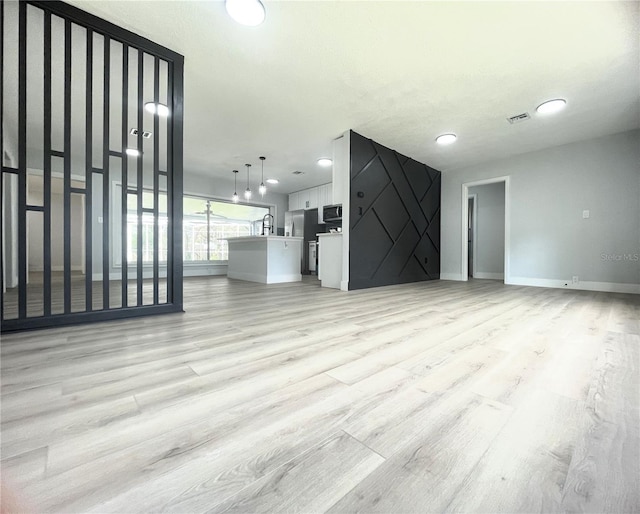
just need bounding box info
[332,132,350,291]
[27,187,84,272]
[442,130,640,293]
[469,182,505,279]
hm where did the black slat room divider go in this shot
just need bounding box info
[1,0,184,331]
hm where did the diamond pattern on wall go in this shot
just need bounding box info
[349,131,441,290]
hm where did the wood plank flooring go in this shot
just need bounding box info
[1,276,639,513]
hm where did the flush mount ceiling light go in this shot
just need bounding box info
[225,0,265,26]
[144,102,170,117]
[536,98,567,114]
[317,158,332,167]
[244,163,252,200]
[232,169,239,203]
[266,178,279,184]
[125,148,140,157]
[259,156,267,197]
[436,133,457,145]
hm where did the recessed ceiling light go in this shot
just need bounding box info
[536,99,566,114]
[266,178,279,184]
[436,133,457,145]
[317,158,332,167]
[225,0,265,26]
[144,102,170,117]
[125,148,140,157]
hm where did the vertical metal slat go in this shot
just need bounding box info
[17,1,27,319]
[63,18,72,313]
[121,44,128,308]
[85,28,93,311]
[166,61,173,304]
[43,10,52,316]
[153,56,159,304]
[102,35,110,309]
[136,48,143,306]
[1,0,6,321]
[171,57,184,310]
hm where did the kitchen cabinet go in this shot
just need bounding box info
[226,236,303,284]
[299,189,311,209]
[318,183,333,223]
[317,233,343,289]
[288,192,300,211]
[289,183,333,220]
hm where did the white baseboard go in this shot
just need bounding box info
[91,271,169,281]
[29,266,83,272]
[184,265,227,277]
[508,276,640,294]
[266,273,302,284]
[340,280,349,291]
[473,272,504,280]
[227,270,301,284]
[440,273,464,281]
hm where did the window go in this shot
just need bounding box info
[115,189,271,265]
[184,196,270,262]
[126,191,169,263]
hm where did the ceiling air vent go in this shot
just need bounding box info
[292,170,304,175]
[507,112,531,124]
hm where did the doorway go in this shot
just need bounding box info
[461,177,510,282]
[467,194,476,278]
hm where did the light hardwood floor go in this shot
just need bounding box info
[1,276,639,513]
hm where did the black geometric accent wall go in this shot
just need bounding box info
[349,131,441,290]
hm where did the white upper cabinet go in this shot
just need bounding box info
[289,183,333,220]
[298,189,310,210]
[288,191,300,211]
[307,188,318,209]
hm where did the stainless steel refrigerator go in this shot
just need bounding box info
[284,209,322,274]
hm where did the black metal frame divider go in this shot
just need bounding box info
[1,0,184,332]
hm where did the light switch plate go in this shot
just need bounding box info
[582,210,590,219]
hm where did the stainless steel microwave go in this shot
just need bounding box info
[323,204,342,222]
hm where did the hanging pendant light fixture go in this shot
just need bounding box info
[232,169,239,203]
[259,156,267,196]
[244,163,252,200]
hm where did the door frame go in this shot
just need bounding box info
[461,176,510,282]
[468,193,477,279]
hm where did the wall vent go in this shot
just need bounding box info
[507,112,531,124]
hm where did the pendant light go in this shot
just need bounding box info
[244,163,252,200]
[232,169,239,203]
[259,156,267,196]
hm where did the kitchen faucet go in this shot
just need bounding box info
[261,213,274,235]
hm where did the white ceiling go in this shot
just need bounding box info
[47,1,640,193]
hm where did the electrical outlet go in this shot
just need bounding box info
[582,210,590,219]
[572,276,579,283]
[98,216,103,224]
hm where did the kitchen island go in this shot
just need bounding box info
[226,236,304,284]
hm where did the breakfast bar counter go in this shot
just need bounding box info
[226,236,304,284]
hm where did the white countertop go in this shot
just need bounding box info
[317,232,343,237]
[226,236,303,242]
